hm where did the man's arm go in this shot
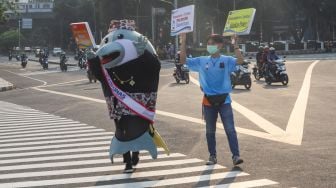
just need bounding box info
[232,35,244,65]
[179,33,187,64]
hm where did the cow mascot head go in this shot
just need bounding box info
[88,20,168,173]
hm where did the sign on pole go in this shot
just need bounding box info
[170,5,195,36]
[22,18,32,29]
[223,8,256,36]
[70,22,96,49]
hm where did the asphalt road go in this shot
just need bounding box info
[0,55,335,188]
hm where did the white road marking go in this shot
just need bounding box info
[0,128,105,140]
[0,135,112,148]
[2,166,225,188]
[0,125,98,136]
[0,101,279,187]
[4,69,47,85]
[38,79,88,88]
[0,123,89,133]
[0,153,186,180]
[89,171,249,188]
[0,140,110,153]
[200,179,279,188]
[189,61,320,145]
[0,132,112,145]
[0,121,83,129]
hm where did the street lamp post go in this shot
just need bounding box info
[18,19,21,51]
[174,0,178,52]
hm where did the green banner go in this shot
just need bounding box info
[223,8,256,36]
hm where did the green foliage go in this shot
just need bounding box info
[0,30,23,50]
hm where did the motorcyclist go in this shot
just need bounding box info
[266,47,279,78]
[256,46,264,74]
[174,51,184,79]
[8,50,12,61]
[20,53,27,62]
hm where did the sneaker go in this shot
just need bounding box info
[132,153,139,166]
[123,163,135,173]
[232,156,244,166]
[206,155,217,165]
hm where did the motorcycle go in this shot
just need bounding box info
[60,55,68,72]
[78,54,87,69]
[231,60,252,89]
[16,55,20,61]
[265,59,289,86]
[173,63,190,84]
[252,63,265,80]
[42,56,49,70]
[8,54,12,61]
[21,55,28,68]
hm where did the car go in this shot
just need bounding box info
[52,47,63,56]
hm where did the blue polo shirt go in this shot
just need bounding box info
[187,55,237,104]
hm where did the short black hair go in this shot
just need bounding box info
[207,34,224,44]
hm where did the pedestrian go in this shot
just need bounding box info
[179,33,244,166]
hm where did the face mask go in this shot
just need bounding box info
[207,45,218,54]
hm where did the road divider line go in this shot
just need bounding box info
[285,60,320,145]
[37,79,88,88]
[3,70,47,86]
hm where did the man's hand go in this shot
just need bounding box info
[179,33,187,64]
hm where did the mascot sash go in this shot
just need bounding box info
[101,65,156,123]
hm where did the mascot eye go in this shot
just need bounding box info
[104,38,109,44]
[117,34,124,39]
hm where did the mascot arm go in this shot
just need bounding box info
[87,56,112,97]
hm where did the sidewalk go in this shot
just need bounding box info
[0,77,15,92]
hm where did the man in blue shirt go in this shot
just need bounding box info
[179,33,244,166]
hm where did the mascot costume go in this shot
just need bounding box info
[87,20,169,173]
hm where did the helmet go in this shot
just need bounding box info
[258,46,264,52]
[270,47,275,51]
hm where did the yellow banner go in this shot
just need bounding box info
[223,8,256,36]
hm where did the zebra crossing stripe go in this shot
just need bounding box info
[0,146,108,158]
[0,140,110,153]
[0,101,280,187]
[0,121,84,130]
[0,114,56,118]
[0,135,112,148]
[0,123,90,133]
[0,154,190,180]
[0,125,98,136]
[199,179,279,188]
[0,117,69,124]
[0,128,106,140]
[0,132,112,145]
[0,163,224,187]
[87,171,249,188]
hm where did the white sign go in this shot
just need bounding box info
[170,5,195,36]
[22,18,32,29]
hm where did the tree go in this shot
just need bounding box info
[0,29,23,50]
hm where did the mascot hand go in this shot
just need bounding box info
[87,55,104,82]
